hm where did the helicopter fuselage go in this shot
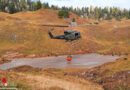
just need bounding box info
[48,30,81,41]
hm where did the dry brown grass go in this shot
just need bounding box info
[99,55,130,76]
[0,69,103,90]
[0,9,129,57]
[86,20,130,55]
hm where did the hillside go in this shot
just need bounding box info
[0,9,130,59]
[0,9,88,57]
[0,9,130,90]
[62,55,130,90]
[2,9,87,25]
[0,67,103,90]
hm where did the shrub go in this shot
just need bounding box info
[72,18,76,22]
[105,16,112,20]
[17,83,30,90]
[116,16,121,21]
[88,15,91,19]
[58,10,69,18]
[94,22,99,24]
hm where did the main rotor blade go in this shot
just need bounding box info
[43,24,69,27]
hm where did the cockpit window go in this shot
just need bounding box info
[75,33,78,36]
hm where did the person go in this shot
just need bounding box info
[2,77,7,87]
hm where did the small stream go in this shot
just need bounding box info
[0,53,121,70]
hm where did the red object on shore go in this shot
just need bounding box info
[2,77,6,83]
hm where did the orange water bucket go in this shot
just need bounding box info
[66,56,72,61]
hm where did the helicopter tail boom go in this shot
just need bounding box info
[48,31,54,38]
[48,31,65,39]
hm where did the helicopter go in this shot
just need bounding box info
[48,30,81,41]
[43,24,82,61]
[44,24,82,41]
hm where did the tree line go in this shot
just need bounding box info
[0,0,130,21]
[0,0,42,13]
[50,5,130,21]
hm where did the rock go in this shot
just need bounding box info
[124,58,128,60]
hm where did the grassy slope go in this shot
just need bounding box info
[99,55,130,76]
[0,9,90,57]
[88,20,130,55]
[63,55,130,90]
[0,67,103,90]
[0,9,130,58]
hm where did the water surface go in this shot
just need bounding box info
[0,53,121,70]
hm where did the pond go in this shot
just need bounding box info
[0,53,121,70]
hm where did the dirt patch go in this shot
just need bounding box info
[43,86,65,90]
[0,17,5,21]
